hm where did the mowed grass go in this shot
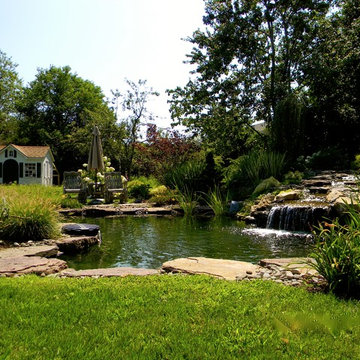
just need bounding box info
[0,276,360,359]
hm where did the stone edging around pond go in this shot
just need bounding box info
[58,203,216,217]
[0,239,325,290]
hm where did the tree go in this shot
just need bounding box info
[0,50,22,143]
[302,0,360,155]
[132,124,200,179]
[167,0,332,158]
[17,66,119,174]
[110,79,159,177]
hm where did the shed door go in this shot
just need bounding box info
[3,160,19,184]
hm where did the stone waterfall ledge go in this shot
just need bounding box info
[162,257,261,281]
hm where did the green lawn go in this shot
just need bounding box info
[0,275,359,360]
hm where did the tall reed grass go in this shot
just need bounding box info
[164,160,205,193]
[224,150,286,195]
[204,186,229,217]
[176,187,198,217]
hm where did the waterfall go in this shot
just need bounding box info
[266,205,331,231]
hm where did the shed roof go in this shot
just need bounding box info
[0,144,53,159]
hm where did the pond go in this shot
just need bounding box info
[61,216,313,270]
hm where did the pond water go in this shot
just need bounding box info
[61,216,313,270]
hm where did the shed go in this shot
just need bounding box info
[0,144,55,185]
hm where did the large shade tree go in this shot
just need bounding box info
[167,0,333,158]
[0,50,23,143]
[17,66,121,174]
[302,0,360,155]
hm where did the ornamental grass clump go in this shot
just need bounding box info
[0,195,59,242]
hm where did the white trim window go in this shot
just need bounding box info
[25,163,36,177]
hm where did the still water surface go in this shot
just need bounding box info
[61,216,312,270]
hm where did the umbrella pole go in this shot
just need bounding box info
[94,169,97,195]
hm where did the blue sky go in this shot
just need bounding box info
[0,0,205,128]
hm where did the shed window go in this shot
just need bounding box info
[25,164,36,177]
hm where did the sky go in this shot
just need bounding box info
[0,0,206,128]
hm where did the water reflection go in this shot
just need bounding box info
[61,216,312,270]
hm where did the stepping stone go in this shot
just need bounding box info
[0,256,67,276]
[60,267,159,278]
[162,257,261,281]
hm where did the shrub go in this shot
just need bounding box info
[60,196,83,209]
[149,193,178,206]
[252,176,281,196]
[224,150,286,198]
[351,154,360,170]
[305,147,348,170]
[283,171,304,185]
[127,180,151,200]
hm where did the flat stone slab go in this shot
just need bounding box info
[0,245,59,259]
[162,257,261,280]
[0,256,67,276]
[60,267,159,278]
[55,236,100,254]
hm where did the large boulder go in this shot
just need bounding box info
[55,236,100,254]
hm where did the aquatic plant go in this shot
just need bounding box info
[204,186,229,217]
[176,187,198,216]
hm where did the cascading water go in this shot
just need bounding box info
[266,205,331,232]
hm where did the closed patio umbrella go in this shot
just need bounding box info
[88,125,104,193]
